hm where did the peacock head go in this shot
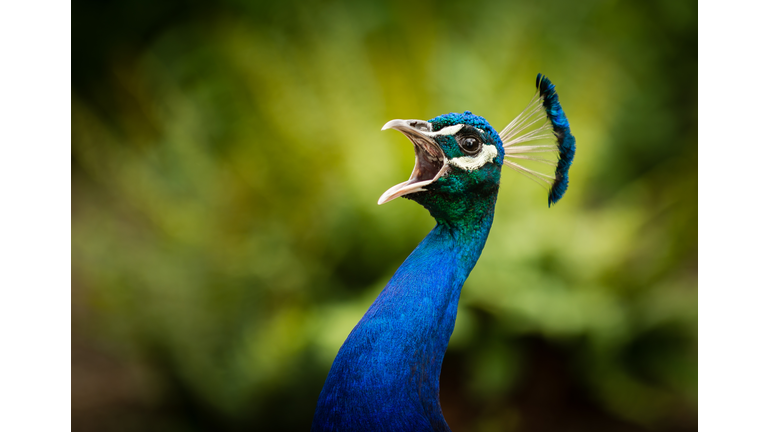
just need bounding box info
[379,75,576,219]
[378,112,504,222]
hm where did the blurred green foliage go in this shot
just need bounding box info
[72,0,697,430]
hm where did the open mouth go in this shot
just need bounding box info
[378,119,449,205]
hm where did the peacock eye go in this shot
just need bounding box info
[459,136,481,155]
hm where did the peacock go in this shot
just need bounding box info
[312,74,575,431]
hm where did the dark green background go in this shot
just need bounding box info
[72,0,697,430]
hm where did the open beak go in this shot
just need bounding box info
[378,119,449,205]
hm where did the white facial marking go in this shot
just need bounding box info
[423,124,464,137]
[448,144,498,171]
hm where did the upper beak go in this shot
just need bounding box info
[378,119,449,205]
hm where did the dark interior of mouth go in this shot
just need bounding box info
[411,137,443,183]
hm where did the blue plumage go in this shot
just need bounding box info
[312,218,494,431]
[536,73,576,206]
[312,75,575,431]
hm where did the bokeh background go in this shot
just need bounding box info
[72,0,697,430]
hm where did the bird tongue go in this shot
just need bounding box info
[378,119,448,205]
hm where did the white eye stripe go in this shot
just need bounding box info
[423,124,464,136]
[448,144,498,171]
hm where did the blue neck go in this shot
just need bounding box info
[312,196,497,432]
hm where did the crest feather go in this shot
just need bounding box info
[500,74,576,206]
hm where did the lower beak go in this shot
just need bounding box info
[378,119,449,205]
